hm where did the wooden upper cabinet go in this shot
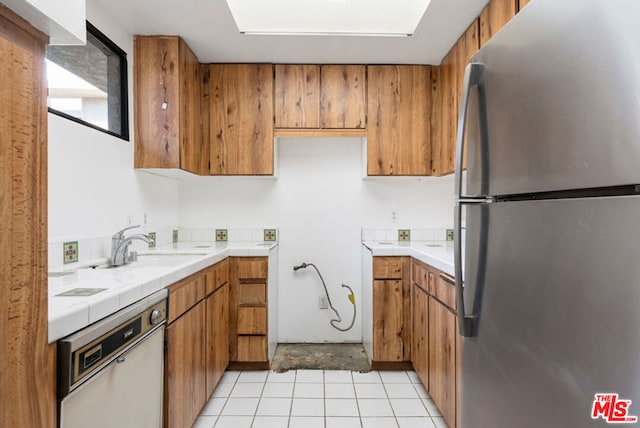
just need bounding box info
[320,65,366,129]
[274,64,365,130]
[134,36,205,174]
[368,65,431,176]
[431,20,479,177]
[479,0,518,46]
[456,21,480,171]
[275,64,320,128]
[204,64,274,175]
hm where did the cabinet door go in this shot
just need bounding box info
[456,21,480,171]
[320,65,366,129]
[134,37,181,169]
[164,302,206,428]
[412,284,429,388]
[178,39,205,174]
[275,64,320,128]
[373,280,404,361]
[205,283,229,397]
[367,65,431,175]
[479,0,518,47]
[431,50,457,176]
[519,0,531,9]
[206,64,274,175]
[428,297,457,428]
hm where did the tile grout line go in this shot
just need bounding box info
[213,373,238,427]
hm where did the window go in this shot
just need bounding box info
[46,22,129,140]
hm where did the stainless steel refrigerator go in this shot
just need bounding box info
[454,0,640,427]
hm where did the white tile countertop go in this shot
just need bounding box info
[48,241,278,343]
[362,240,455,277]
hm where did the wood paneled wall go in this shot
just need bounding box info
[0,5,55,427]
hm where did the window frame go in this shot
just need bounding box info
[47,21,130,141]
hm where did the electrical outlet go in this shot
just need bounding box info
[391,211,398,223]
[319,296,329,310]
[446,229,454,241]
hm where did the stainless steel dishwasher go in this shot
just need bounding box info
[57,289,168,428]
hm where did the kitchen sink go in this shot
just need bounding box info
[84,253,206,270]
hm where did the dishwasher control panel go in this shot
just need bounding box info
[57,290,168,398]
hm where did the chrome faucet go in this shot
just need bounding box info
[110,225,155,266]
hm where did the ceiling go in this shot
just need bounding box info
[93,0,489,65]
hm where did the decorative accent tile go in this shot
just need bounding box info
[264,229,277,242]
[172,229,178,243]
[63,241,78,264]
[148,232,156,248]
[216,229,228,242]
[398,230,410,242]
[446,229,454,241]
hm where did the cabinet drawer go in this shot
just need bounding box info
[373,257,403,279]
[205,258,229,295]
[435,273,456,310]
[412,262,429,291]
[168,273,205,324]
[238,283,266,305]
[237,307,267,335]
[237,336,267,362]
[237,258,268,280]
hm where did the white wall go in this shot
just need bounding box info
[178,138,455,343]
[48,0,179,244]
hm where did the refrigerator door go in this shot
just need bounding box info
[462,195,640,427]
[466,0,640,197]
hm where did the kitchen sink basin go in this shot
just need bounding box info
[84,253,206,270]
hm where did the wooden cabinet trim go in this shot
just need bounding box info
[236,258,268,280]
[205,258,229,296]
[237,306,267,335]
[237,335,268,362]
[373,256,403,279]
[167,272,205,324]
[0,9,54,426]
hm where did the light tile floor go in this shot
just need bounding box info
[194,369,447,428]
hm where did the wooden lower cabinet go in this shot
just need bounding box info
[164,259,230,428]
[373,279,404,361]
[230,257,269,364]
[429,296,457,427]
[412,284,429,388]
[164,300,206,428]
[205,282,230,397]
[411,259,460,428]
[371,257,412,363]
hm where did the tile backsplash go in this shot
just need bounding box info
[49,227,279,269]
[361,228,450,242]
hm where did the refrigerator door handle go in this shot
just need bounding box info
[455,201,478,337]
[455,62,487,201]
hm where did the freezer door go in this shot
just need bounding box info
[465,0,640,196]
[462,196,640,428]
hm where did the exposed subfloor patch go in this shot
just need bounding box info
[271,343,370,372]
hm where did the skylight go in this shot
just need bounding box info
[225,0,432,37]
